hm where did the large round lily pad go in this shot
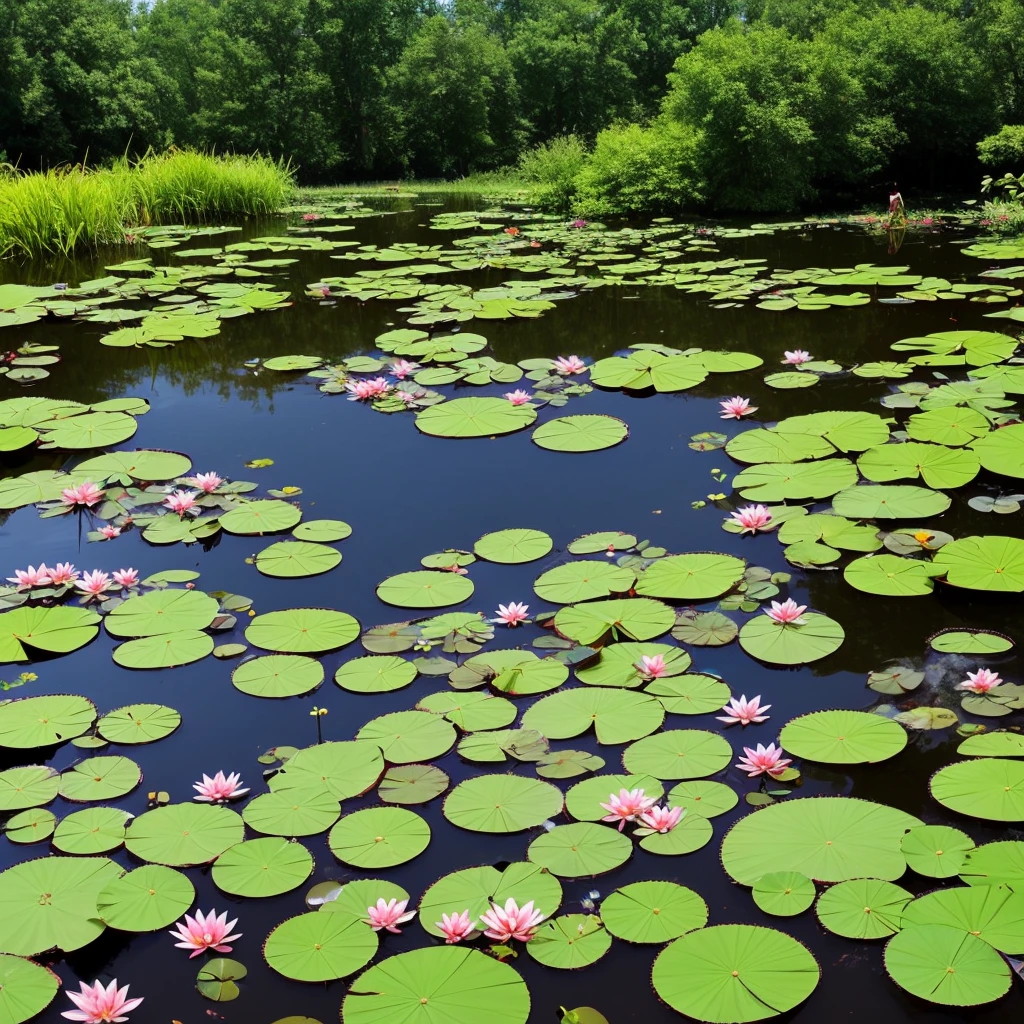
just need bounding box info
[0,766,58,811]
[738,613,844,665]
[328,807,430,868]
[0,952,59,1024]
[522,688,664,744]
[533,561,635,604]
[243,788,341,837]
[213,838,314,897]
[601,881,708,942]
[901,825,975,878]
[779,710,907,764]
[255,541,341,578]
[444,775,563,833]
[930,758,1024,820]
[751,872,816,917]
[219,499,302,535]
[532,414,628,452]
[376,571,474,609]
[622,729,732,779]
[0,606,100,663]
[96,703,181,744]
[933,536,1024,592]
[105,589,219,637]
[416,397,536,438]
[335,655,416,694]
[526,915,611,968]
[356,710,456,763]
[474,528,552,563]
[233,655,324,698]
[96,864,195,931]
[564,774,664,821]
[245,608,359,653]
[652,924,819,1023]
[265,911,377,982]
[635,553,746,600]
[527,822,632,877]
[52,807,131,854]
[342,947,530,1024]
[59,755,141,802]
[553,598,675,645]
[816,878,912,939]
[721,797,922,885]
[125,803,244,866]
[268,741,384,801]
[0,694,96,749]
[900,885,1024,953]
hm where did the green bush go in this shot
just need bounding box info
[571,121,702,215]
[518,136,589,208]
[978,126,1024,171]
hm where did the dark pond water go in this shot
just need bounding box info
[2,196,1023,1024]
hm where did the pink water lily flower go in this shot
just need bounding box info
[600,788,657,830]
[552,355,586,375]
[7,564,52,590]
[365,898,415,934]
[61,481,105,508]
[782,350,812,365]
[639,805,684,833]
[76,570,115,599]
[98,525,121,540]
[717,694,771,726]
[169,908,241,957]
[192,771,249,803]
[49,562,80,586]
[112,568,139,588]
[437,909,477,944]
[730,505,773,534]
[345,376,392,401]
[389,359,420,380]
[494,601,529,626]
[503,389,533,406]
[766,599,807,625]
[62,979,143,1023]
[480,898,546,942]
[164,490,199,515]
[719,396,757,419]
[637,654,668,679]
[736,742,792,778]
[185,472,223,493]
[957,668,1003,694]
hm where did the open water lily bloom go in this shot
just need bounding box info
[61,481,105,507]
[169,908,241,957]
[782,350,812,365]
[184,472,223,493]
[49,562,80,586]
[480,898,546,942]
[76,570,115,599]
[957,668,1003,694]
[552,355,586,375]
[7,564,52,589]
[112,568,139,588]
[719,396,757,419]
[164,490,199,515]
[636,654,668,679]
[98,525,121,539]
[717,694,771,726]
[345,376,391,401]
[503,389,533,405]
[730,505,773,534]
[600,787,657,829]
[494,601,529,626]
[193,770,249,802]
[389,359,419,380]
[62,979,143,1023]
[765,599,807,625]
[437,909,477,944]
[736,742,792,778]
[365,898,415,933]
[639,805,684,833]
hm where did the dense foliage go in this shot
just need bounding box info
[0,0,1023,211]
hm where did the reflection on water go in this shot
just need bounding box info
[1,197,1023,1023]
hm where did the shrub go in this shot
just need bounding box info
[978,126,1024,171]
[518,136,589,208]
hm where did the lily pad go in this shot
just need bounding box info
[125,803,244,866]
[575,643,690,688]
[652,925,819,1023]
[751,872,815,917]
[293,519,353,542]
[646,673,732,714]
[376,571,474,609]
[474,529,552,563]
[0,608,100,664]
[356,710,456,763]
[96,704,181,744]
[527,915,612,968]
[623,729,733,779]
[779,710,907,763]
[96,864,195,931]
[930,629,1014,655]
[2,808,56,844]
[933,536,1024,592]
[212,837,314,897]
[666,780,738,818]
[328,807,430,868]
[635,553,746,601]
[52,806,131,854]
[245,608,360,652]
[0,767,59,811]
[553,598,675,645]
[378,765,449,804]
[196,957,247,1002]
[527,822,632,877]
[0,953,59,1024]
[268,741,384,801]
[105,589,219,637]
[816,878,912,939]
[564,774,664,821]
[671,611,738,646]
[265,911,377,982]
[443,775,563,833]
[233,655,324,698]
[930,758,1024,820]
[534,561,635,604]
[957,732,1024,757]
[416,397,536,438]
[522,688,664,744]
[255,541,341,578]
[243,788,341,837]
[831,484,951,519]
[532,415,628,452]
[59,756,141,802]
[112,630,214,669]
[219,499,302,535]
[738,613,844,665]
[901,885,1024,953]
[601,881,708,942]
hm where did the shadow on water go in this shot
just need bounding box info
[1,196,1023,1023]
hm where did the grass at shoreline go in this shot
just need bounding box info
[0,151,294,258]
[294,172,533,202]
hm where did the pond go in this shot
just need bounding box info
[1,195,1024,1024]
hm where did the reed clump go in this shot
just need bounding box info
[0,150,294,257]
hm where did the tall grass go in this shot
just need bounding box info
[0,150,294,258]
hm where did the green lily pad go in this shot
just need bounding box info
[738,613,844,665]
[721,797,922,884]
[666,780,738,818]
[931,629,1014,655]
[2,808,56,844]
[958,732,1024,757]
[52,806,131,854]
[574,643,690,688]
[843,554,943,596]
[857,442,980,489]
[638,812,714,855]
[105,589,219,637]
[971,423,1024,478]
[474,529,553,563]
[416,691,516,731]
[319,878,409,922]
[930,758,1024,820]
[623,729,732,779]
[196,957,247,1002]
[243,788,341,837]
[601,881,708,942]
[0,766,58,811]
[725,428,835,465]
[219,499,302,534]
[245,608,360,652]
[37,411,138,450]
[779,710,907,763]
[901,825,975,879]
[884,924,1010,1006]
[527,822,632,877]
[901,885,1024,952]
[342,947,530,1024]
[554,597,675,645]
[933,536,1024,592]
[444,775,563,832]
[96,704,181,744]
[532,415,628,452]
[59,756,140,802]
[212,837,314,896]
[268,741,383,801]
[671,611,738,646]
[534,561,635,603]
[416,397,536,438]
[255,541,341,577]
[265,911,377,982]
[646,673,732,714]
[522,688,664,744]
[817,878,912,939]
[567,531,637,555]
[635,553,746,601]
[652,924,819,1023]
[564,774,664,821]
[0,607,100,664]
[293,519,353,542]
[752,872,815,917]
[232,655,324,697]
[112,630,214,669]
[74,449,192,482]
[831,484,952,519]
[328,807,430,868]
[96,864,195,931]
[0,952,59,1023]
[0,855,121,954]
[378,765,449,804]
[733,459,858,502]
[376,571,474,609]
[527,915,612,968]
[356,710,456,763]
[125,803,244,866]
[960,841,1024,887]
[335,655,417,694]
